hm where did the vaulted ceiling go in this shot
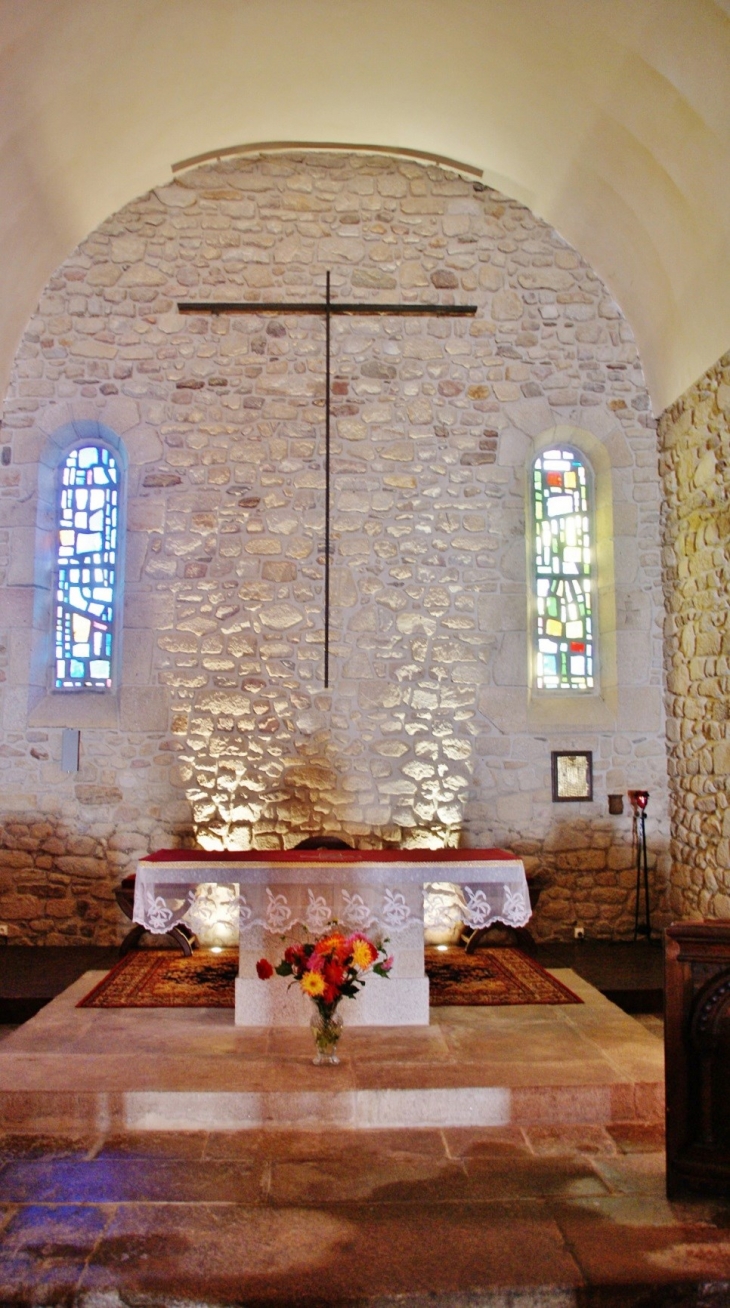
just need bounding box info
[1,0,728,413]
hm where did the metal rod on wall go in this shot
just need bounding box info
[178,284,477,690]
[324,272,331,688]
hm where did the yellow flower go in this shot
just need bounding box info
[351,938,376,971]
[301,970,326,997]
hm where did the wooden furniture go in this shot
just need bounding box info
[114,873,195,957]
[665,920,730,1198]
[464,876,545,953]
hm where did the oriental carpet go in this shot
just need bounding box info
[77,945,581,1008]
[424,944,582,1005]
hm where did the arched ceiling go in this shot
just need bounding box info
[1,0,728,415]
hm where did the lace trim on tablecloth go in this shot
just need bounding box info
[134,877,530,938]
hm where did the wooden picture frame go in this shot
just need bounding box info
[551,750,593,802]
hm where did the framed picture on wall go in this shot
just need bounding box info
[551,750,593,802]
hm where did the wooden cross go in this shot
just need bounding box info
[179,274,477,686]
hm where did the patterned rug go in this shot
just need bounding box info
[78,946,581,1008]
[78,950,239,1008]
[425,945,582,1006]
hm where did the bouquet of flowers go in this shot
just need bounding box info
[256,929,392,1064]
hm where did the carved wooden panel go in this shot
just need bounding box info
[665,921,730,1197]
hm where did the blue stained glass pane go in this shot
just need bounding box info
[532,450,594,692]
[54,445,118,690]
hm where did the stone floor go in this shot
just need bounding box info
[1,1121,729,1305]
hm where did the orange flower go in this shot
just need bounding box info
[301,970,326,997]
[313,932,347,958]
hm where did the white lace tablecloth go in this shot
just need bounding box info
[132,848,532,945]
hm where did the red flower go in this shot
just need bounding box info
[256,958,274,980]
[323,960,346,989]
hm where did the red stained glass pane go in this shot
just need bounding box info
[533,449,594,691]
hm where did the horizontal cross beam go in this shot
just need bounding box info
[178,301,477,317]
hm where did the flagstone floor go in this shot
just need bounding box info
[1,1120,730,1305]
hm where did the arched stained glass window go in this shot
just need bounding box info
[533,448,594,691]
[55,445,119,689]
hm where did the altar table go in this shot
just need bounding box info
[134,847,531,1026]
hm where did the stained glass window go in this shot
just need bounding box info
[54,445,118,690]
[533,448,594,691]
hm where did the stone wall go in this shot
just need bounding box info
[0,152,669,943]
[660,349,730,920]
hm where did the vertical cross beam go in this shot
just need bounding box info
[178,280,477,686]
[324,271,331,687]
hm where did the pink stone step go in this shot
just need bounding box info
[0,969,664,1134]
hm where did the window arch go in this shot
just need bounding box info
[54,443,120,690]
[532,446,594,691]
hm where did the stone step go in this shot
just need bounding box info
[0,1079,664,1135]
[0,969,664,1134]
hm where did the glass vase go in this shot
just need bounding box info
[310,1005,343,1065]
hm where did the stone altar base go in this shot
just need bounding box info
[0,970,663,1135]
[235,975,430,1026]
[237,926,429,1026]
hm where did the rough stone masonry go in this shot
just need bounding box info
[0,152,670,943]
[660,348,730,922]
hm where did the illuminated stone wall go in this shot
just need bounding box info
[660,349,730,919]
[0,153,669,942]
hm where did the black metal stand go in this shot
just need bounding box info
[633,807,653,940]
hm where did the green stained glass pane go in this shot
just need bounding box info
[532,449,594,691]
